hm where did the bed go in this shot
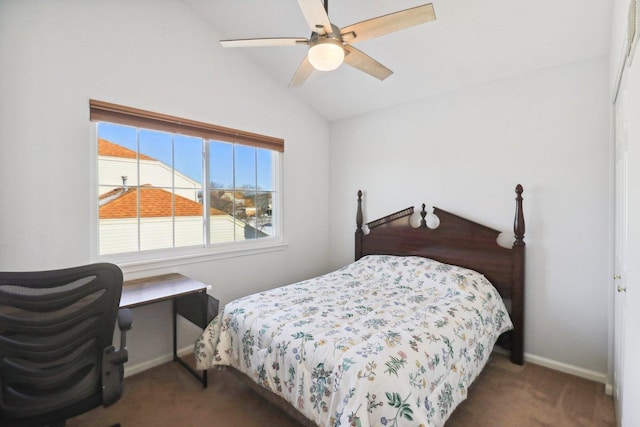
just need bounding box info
[195,185,525,426]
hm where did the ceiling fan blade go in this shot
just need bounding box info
[289,55,315,87]
[343,45,393,81]
[220,38,308,48]
[297,0,333,35]
[341,3,435,44]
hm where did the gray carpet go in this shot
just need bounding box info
[67,354,615,426]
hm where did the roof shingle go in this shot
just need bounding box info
[99,186,225,219]
[98,138,153,160]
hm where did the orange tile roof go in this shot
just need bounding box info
[98,138,153,160]
[99,186,226,219]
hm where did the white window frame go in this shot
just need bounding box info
[88,104,287,275]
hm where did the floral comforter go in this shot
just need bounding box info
[195,255,513,427]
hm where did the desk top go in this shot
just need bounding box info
[120,273,209,308]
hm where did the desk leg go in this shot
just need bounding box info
[172,297,208,388]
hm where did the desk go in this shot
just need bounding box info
[121,273,212,387]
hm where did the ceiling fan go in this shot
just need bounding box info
[220,0,436,87]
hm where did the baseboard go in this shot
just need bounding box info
[605,382,613,396]
[492,347,609,389]
[523,353,608,385]
[124,346,193,378]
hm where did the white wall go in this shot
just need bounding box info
[329,57,611,375]
[0,0,331,368]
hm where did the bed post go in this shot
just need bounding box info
[511,184,525,365]
[355,190,363,260]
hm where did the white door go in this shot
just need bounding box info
[620,44,640,426]
[613,63,629,424]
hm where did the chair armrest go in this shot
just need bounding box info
[102,309,133,406]
[117,308,132,351]
[118,308,133,331]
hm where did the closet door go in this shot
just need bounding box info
[613,69,628,422]
[614,35,640,425]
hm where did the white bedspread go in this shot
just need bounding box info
[195,255,513,426]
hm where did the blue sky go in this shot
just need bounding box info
[98,122,273,190]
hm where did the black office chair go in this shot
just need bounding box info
[0,263,132,427]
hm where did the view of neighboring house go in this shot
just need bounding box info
[220,191,256,216]
[98,138,267,255]
[98,138,201,201]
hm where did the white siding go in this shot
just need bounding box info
[99,215,252,254]
[100,217,205,254]
[99,218,139,255]
[99,157,138,187]
[99,156,202,201]
[209,215,246,244]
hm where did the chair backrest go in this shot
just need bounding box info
[0,263,123,425]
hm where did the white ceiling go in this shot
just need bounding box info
[184,0,613,121]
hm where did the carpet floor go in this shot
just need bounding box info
[67,353,615,426]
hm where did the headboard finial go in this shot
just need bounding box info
[514,184,525,246]
[355,190,364,260]
[356,190,363,231]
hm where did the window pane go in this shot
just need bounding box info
[174,135,203,183]
[98,184,139,255]
[174,183,205,248]
[138,186,174,251]
[234,145,256,189]
[209,141,233,190]
[209,204,237,244]
[98,122,138,151]
[175,214,205,248]
[240,191,273,239]
[99,218,139,255]
[210,189,233,216]
[209,188,249,244]
[98,123,141,254]
[257,149,274,191]
[139,130,172,187]
[174,135,203,208]
[256,192,273,237]
[98,123,138,188]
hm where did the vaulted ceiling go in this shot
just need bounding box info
[184,0,612,121]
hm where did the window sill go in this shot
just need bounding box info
[99,238,289,276]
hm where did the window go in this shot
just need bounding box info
[91,100,283,257]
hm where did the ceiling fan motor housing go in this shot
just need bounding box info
[308,24,345,71]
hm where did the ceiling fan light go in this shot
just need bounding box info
[308,39,344,71]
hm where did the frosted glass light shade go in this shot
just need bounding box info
[308,39,344,71]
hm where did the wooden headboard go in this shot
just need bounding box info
[355,185,525,365]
